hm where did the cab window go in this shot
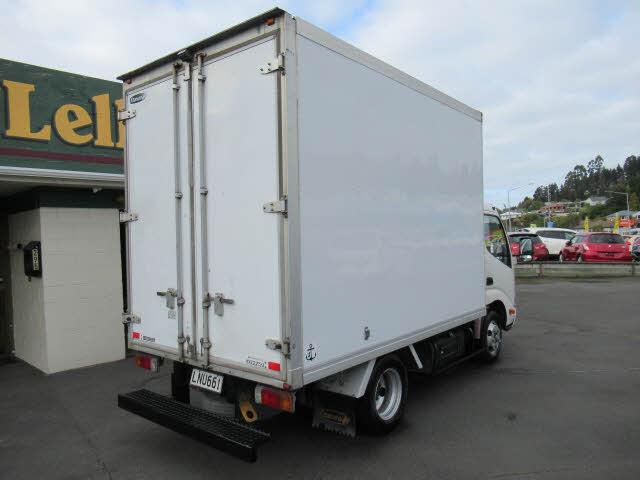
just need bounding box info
[484,214,511,267]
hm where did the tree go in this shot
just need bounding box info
[630,192,640,212]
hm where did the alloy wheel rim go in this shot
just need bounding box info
[375,368,402,421]
[486,320,502,357]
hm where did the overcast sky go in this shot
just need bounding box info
[1,0,638,207]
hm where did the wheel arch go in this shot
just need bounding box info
[486,299,507,330]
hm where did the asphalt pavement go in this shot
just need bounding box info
[1,278,639,479]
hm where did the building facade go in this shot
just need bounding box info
[0,58,125,372]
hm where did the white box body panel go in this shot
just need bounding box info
[295,35,485,382]
[122,11,485,389]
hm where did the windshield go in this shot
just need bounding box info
[588,234,624,244]
[509,235,542,244]
[539,230,574,240]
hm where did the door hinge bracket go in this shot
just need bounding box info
[119,212,139,223]
[259,54,285,75]
[117,109,136,121]
[265,338,291,357]
[122,313,140,325]
[263,196,287,215]
[202,292,212,309]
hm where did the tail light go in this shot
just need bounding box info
[255,385,295,413]
[135,354,160,372]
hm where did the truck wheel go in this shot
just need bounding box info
[357,355,407,435]
[480,311,503,363]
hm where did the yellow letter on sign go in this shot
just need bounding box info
[2,80,52,141]
[54,104,93,145]
[114,98,125,149]
[91,93,114,147]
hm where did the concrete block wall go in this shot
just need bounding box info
[9,210,47,371]
[9,207,125,373]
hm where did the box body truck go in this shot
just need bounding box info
[117,8,516,461]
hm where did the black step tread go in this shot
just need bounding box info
[118,389,269,462]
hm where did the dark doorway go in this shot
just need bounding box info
[0,214,13,363]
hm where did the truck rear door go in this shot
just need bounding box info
[194,38,285,379]
[125,73,193,356]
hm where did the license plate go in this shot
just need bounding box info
[189,369,224,394]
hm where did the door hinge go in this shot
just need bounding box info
[265,338,291,357]
[259,54,285,74]
[119,212,139,223]
[122,313,141,325]
[117,109,136,121]
[263,196,287,215]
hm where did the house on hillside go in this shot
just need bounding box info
[539,201,579,216]
[583,196,608,206]
[500,211,523,221]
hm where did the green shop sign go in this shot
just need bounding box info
[0,58,123,174]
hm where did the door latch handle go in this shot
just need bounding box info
[486,276,494,286]
[157,288,177,309]
[213,293,234,317]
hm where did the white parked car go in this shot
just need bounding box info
[524,227,576,257]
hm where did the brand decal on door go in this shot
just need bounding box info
[129,92,146,104]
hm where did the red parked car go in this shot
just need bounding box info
[559,232,632,263]
[508,233,549,262]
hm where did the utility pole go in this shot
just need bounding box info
[547,187,551,227]
[606,190,631,229]
[507,182,534,231]
[606,190,630,214]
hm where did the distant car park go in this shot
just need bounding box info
[523,227,576,258]
[631,237,640,262]
[508,232,549,262]
[559,232,632,263]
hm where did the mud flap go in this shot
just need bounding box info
[311,390,357,437]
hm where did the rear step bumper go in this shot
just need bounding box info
[118,389,270,462]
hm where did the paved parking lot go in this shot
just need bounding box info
[1,278,639,479]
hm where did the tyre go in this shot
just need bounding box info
[577,255,583,263]
[480,310,503,363]
[357,355,408,434]
[559,253,564,263]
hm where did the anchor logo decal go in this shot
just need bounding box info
[305,344,317,361]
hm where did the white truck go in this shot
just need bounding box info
[117,8,516,462]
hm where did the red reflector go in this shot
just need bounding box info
[260,388,280,409]
[268,362,280,372]
[135,355,151,369]
[132,331,140,339]
[255,385,295,412]
[134,354,159,372]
